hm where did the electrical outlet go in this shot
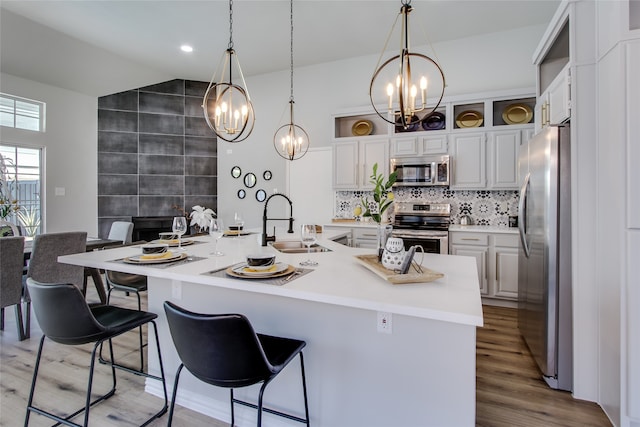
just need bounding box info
[377,311,392,334]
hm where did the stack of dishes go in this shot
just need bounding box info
[152,238,194,247]
[226,262,294,279]
[123,244,187,264]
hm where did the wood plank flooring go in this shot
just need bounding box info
[476,305,611,427]
[2,282,612,426]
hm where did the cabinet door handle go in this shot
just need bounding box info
[461,238,480,241]
[541,103,548,126]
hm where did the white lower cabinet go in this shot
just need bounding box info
[323,226,378,249]
[450,231,519,302]
[352,227,379,249]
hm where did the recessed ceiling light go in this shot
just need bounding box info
[180,45,193,53]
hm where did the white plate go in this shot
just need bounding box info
[123,252,187,264]
[232,262,289,277]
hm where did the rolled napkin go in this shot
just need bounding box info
[140,251,174,260]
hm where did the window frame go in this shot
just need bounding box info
[0,93,46,132]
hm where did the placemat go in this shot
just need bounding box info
[109,255,207,269]
[204,264,314,286]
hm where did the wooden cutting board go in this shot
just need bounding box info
[354,254,444,285]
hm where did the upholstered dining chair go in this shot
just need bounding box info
[163,301,310,427]
[25,279,168,427]
[107,221,133,244]
[26,231,87,295]
[0,236,29,340]
[0,219,19,237]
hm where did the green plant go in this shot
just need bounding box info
[361,163,397,224]
[17,205,41,237]
[0,153,19,219]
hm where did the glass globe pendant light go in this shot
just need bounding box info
[202,0,255,143]
[273,0,310,161]
[369,0,446,130]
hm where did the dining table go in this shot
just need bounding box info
[23,237,123,305]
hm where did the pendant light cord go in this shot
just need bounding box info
[228,0,234,50]
[289,0,294,102]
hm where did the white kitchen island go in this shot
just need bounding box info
[59,229,483,427]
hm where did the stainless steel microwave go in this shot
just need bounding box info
[390,155,450,187]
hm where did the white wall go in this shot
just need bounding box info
[0,72,98,235]
[217,25,547,229]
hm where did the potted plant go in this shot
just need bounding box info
[361,163,397,260]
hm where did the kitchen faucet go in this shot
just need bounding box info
[262,193,294,246]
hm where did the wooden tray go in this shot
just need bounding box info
[354,254,444,285]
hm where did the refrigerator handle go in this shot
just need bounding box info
[518,173,531,258]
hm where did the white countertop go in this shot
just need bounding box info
[449,224,519,234]
[59,228,483,327]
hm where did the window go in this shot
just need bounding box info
[0,93,45,132]
[0,145,42,236]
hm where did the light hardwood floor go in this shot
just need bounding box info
[2,282,611,426]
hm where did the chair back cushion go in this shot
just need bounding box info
[26,279,106,345]
[0,236,25,308]
[27,232,87,290]
[108,221,134,244]
[0,220,19,237]
[164,301,272,387]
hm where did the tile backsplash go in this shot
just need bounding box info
[335,187,519,226]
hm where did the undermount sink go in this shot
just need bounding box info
[269,241,332,254]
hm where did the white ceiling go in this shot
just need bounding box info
[0,0,560,97]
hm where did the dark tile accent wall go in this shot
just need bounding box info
[97,79,216,238]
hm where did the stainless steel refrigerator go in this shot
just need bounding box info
[517,124,572,391]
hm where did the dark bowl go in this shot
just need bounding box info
[246,253,276,267]
[142,243,168,255]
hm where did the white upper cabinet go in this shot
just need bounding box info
[488,129,521,189]
[450,132,486,189]
[333,138,389,190]
[391,135,448,157]
[534,16,571,132]
[332,89,534,191]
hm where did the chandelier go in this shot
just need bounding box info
[369,0,446,130]
[273,0,310,161]
[202,0,255,143]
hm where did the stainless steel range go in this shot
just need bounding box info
[392,202,450,254]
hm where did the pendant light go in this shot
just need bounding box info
[202,0,255,143]
[369,0,446,130]
[273,0,310,161]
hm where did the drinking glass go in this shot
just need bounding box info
[209,218,224,256]
[299,224,318,266]
[172,216,188,250]
[234,212,244,228]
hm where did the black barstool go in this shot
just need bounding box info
[164,301,310,427]
[25,279,168,427]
